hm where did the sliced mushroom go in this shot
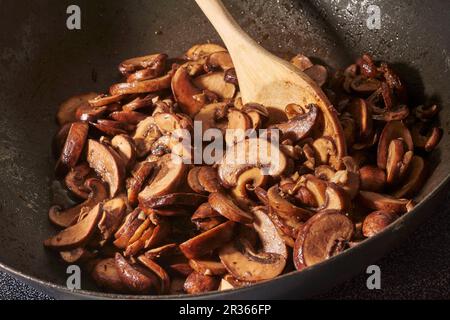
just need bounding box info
[138,154,186,202]
[320,183,351,212]
[111,134,136,170]
[109,111,147,125]
[75,103,108,122]
[359,165,386,192]
[414,104,439,121]
[197,166,223,193]
[385,139,413,185]
[57,122,89,175]
[60,247,95,264]
[231,167,268,208]
[189,259,227,276]
[356,54,378,78]
[194,72,236,99]
[119,53,168,76]
[110,72,173,96]
[219,207,287,282]
[218,137,288,187]
[179,221,235,259]
[350,75,381,94]
[304,64,328,87]
[311,137,340,168]
[329,157,360,199]
[113,209,144,248]
[144,243,178,260]
[64,163,93,199]
[114,253,158,294]
[127,162,155,206]
[86,139,126,197]
[185,43,226,60]
[372,104,410,122]
[184,272,220,294]
[362,210,399,237]
[88,94,127,107]
[49,179,108,228]
[358,191,409,214]
[204,51,234,72]
[122,94,157,112]
[315,165,336,181]
[301,174,328,206]
[98,196,128,242]
[377,121,413,170]
[225,108,252,145]
[138,255,170,294]
[187,167,207,194]
[290,53,313,71]
[208,192,253,224]
[45,203,103,250]
[91,258,127,292]
[392,155,426,198]
[194,102,229,134]
[154,112,193,135]
[411,123,443,152]
[140,192,207,210]
[57,92,98,126]
[191,203,225,231]
[347,98,372,140]
[269,104,318,142]
[293,210,354,270]
[133,117,162,157]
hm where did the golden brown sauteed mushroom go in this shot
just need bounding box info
[46,47,442,295]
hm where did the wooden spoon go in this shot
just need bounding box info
[195,0,346,159]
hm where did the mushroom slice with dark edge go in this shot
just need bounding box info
[127,162,155,206]
[114,253,158,294]
[290,54,314,71]
[98,196,128,242]
[86,139,126,197]
[44,203,103,250]
[133,116,162,157]
[109,111,147,125]
[119,53,168,75]
[185,43,226,61]
[208,192,253,224]
[231,167,268,208]
[204,51,234,72]
[225,108,252,145]
[219,207,287,282]
[411,123,443,152]
[113,209,144,249]
[110,72,173,95]
[218,137,288,188]
[88,94,126,108]
[56,122,89,175]
[357,191,409,214]
[138,154,186,202]
[346,98,372,140]
[111,134,136,170]
[359,165,386,192]
[49,178,108,228]
[392,155,426,198]
[57,92,98,126]
[144,243,178,260]
[64,163,93,199]
[187,167,207,194]
[293,210,354,271]
[320,183,351,213]
[377,121,413,170]
[191,203,225,231]
[194,72,236,99]
[197,166,223,193]
[184,272,220,294]
[362,210,399,238]
[138,255,171,294]
[188,259,227,276]
[179,221,235,259]
[140,193,207,211]
[269,104,318,142]
[193,102,229,134]
[92,258,127,293]
[385,138,413,185]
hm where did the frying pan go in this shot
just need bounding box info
[0,0,448,299]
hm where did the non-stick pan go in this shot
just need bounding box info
[0,0,448,299]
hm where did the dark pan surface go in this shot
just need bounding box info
[0,0,448,299]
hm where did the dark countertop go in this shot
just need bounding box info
[1,188,449,300]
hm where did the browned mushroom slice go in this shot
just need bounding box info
[138,255,170,294]
[88,94,125,108]
[293,210,354,270]
[219,207,287,282]
[57,92,98,125]
[197,166,223,193]
[414,104,439,121]
[86,139,126,197]
[111,134,136,170]
[267,185,312,237]
[127,162,154,205]
[113,209,143,248]
[110,72,172,96]
[194,102,229,134]
[347,98,373,140]
[183,272,220,294]
[57,122,89,174]
[269,104,318,142]
[314,165,336,181]
[185,43,227,60]
[144,243,178,260]
[49,179,108,228]
[304,65,328,87]
[392,155,426,198]
[301,174,328,206]
[64,163,93,199]
[44,203,103,250]
[171,65,208,117]
[231,167,268,208]
[350,75,381,94]
[119,53,168,76]
[329,157,360,199]
[208,192,253,224]
[114,253,158,294]
[133,117,162,157]
[191,203,225,231]
[138,154,186,202]
[218,137,287,188]
[154,112,193,135]
[60,247,95,264]
[98,196,128,242]
[372,104,410,122]
[359,165,386,192]
[362,210,399,237]
[225,108,252,145]
[411,123,443,152]
[194,72,236,99]
[356,54,378,78]
[109,111,147,125]
[187,167,206,194]
[122,94,156,112]
[290,53,314,71]
[140,193,207,210]
[204,51,234,72]
[358,191,409,214]
[179,221,235,259]
[169,263,194,276]
[75,103,108,122]
[385,139,413,185]
[91,258,127,292]
[92,120,128,136]
[320,183,351,212]
[377,121,413,170]
[188,259,227,276]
